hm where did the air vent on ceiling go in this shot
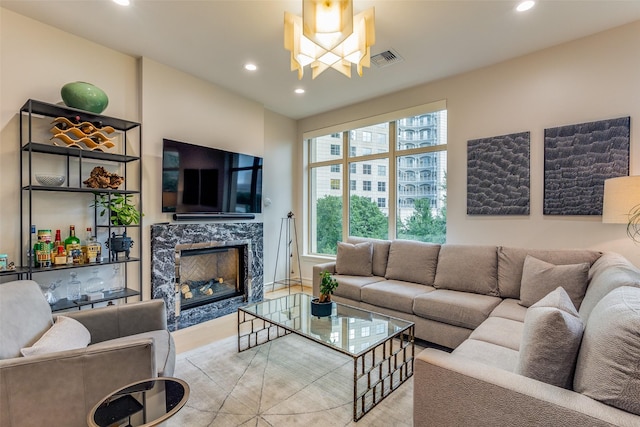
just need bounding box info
[371,49,403,68]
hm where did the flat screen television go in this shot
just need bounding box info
[162,139,263,214]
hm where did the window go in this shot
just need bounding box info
[331,133,341,138]
[361,326,370,337]
[306,104,447,255]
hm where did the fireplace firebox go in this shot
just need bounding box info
[176,245,245,310]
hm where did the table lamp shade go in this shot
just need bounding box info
[602,176,640,224]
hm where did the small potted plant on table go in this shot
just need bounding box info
[311,270,339,317]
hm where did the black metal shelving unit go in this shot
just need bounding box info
[18,99,143,311]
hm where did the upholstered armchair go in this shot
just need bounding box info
[0,280,175,427]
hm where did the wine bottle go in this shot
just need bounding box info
[64,225,81,264]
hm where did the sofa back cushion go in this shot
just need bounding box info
[434,245,499,296]
[497,247,601,299]
[0,280,54,359]
[347,236,391,277]
[516,287,584,389]
[335,241,373,276]
[384,240,440,286]
[579,252,640,322]
[519,256,590,309]
[573,286,640,416]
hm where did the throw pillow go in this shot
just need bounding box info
[573,286,640,416]
[21,315,91,357]
[519,255,589,308]
[384,240,440,286]
[335,241,373,276]
[515,287,584,389]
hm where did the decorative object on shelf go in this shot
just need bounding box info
[67,271,82,301]
[85,268,105,294]
[35,174,66,187]
[109,264,124,292]
[83,166,124,189]
[602,175,640,243]
[311,270,339,317]
[106,231,134,261]
[40,279,61,305]
[284,0,375,79]
[0,254,7,271]
[92,193,142,225]
[544,116,630,216]
[60,81,109,114]
[50,116,116,151]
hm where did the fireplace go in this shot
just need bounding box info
[176,242,247,311]
[151,222,263,331]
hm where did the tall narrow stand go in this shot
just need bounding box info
[272,212,303,294]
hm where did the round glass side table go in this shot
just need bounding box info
[87,377,189,427]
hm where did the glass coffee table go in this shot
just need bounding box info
[238,293,414,421]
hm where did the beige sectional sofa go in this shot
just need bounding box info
[312,237,640,426]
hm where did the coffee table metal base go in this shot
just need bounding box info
[237,309,414,421]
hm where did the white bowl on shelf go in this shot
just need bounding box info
[35,174,66,187]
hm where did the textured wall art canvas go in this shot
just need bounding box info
[467,131,530,215]
[544,116,630,215]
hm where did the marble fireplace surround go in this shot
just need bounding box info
[151,222,264,331]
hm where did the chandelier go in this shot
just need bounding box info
[284,0,376,79]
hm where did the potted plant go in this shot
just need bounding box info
[92,193,142,260]
[311,270,339,317]
[92,193,142,226]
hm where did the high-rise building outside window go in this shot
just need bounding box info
[307,102,447,255]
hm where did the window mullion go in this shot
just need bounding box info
[389,120,397,239]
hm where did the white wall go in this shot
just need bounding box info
[0,8,298,295]
[297,20,640,279]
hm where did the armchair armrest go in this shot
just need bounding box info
[62,299,167,344]
[0,338,155,427]
[312,262,336,296]
[414,348,639,427]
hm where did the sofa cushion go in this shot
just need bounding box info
[579,252,640,322]
[452,338,519,371]
[489,298,528,323]
[434,245,499,296]
[361,280,434,314]
[90,329,176,377]
[333,275,386,301]
[20,316,91,357]
[0,280,54,359]
[573,286,640,416]
[385,240,440,286]
[413,289,501,330]
[497,246,601,299]
[335,241,373,276]
[469,316,524,351]
[519,256,589,309]
[347,236,391,277]
[516,287,584,389]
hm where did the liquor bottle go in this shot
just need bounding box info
[64,225,81,264]
[51,229,63,261]
[27,224,36,267]
[85,227,101,263]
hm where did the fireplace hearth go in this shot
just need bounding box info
[151,222,263,331]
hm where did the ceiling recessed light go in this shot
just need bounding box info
[113,0,130,6]
[294,88,305,94]
[516,1,535,12]
[244,63,258,71]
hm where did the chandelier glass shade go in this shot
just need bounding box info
[284,0,375,79]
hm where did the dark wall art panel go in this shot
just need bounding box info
[544,116,630,215]
[467,131,530,215]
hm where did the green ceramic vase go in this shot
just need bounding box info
[60,81,109,114]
